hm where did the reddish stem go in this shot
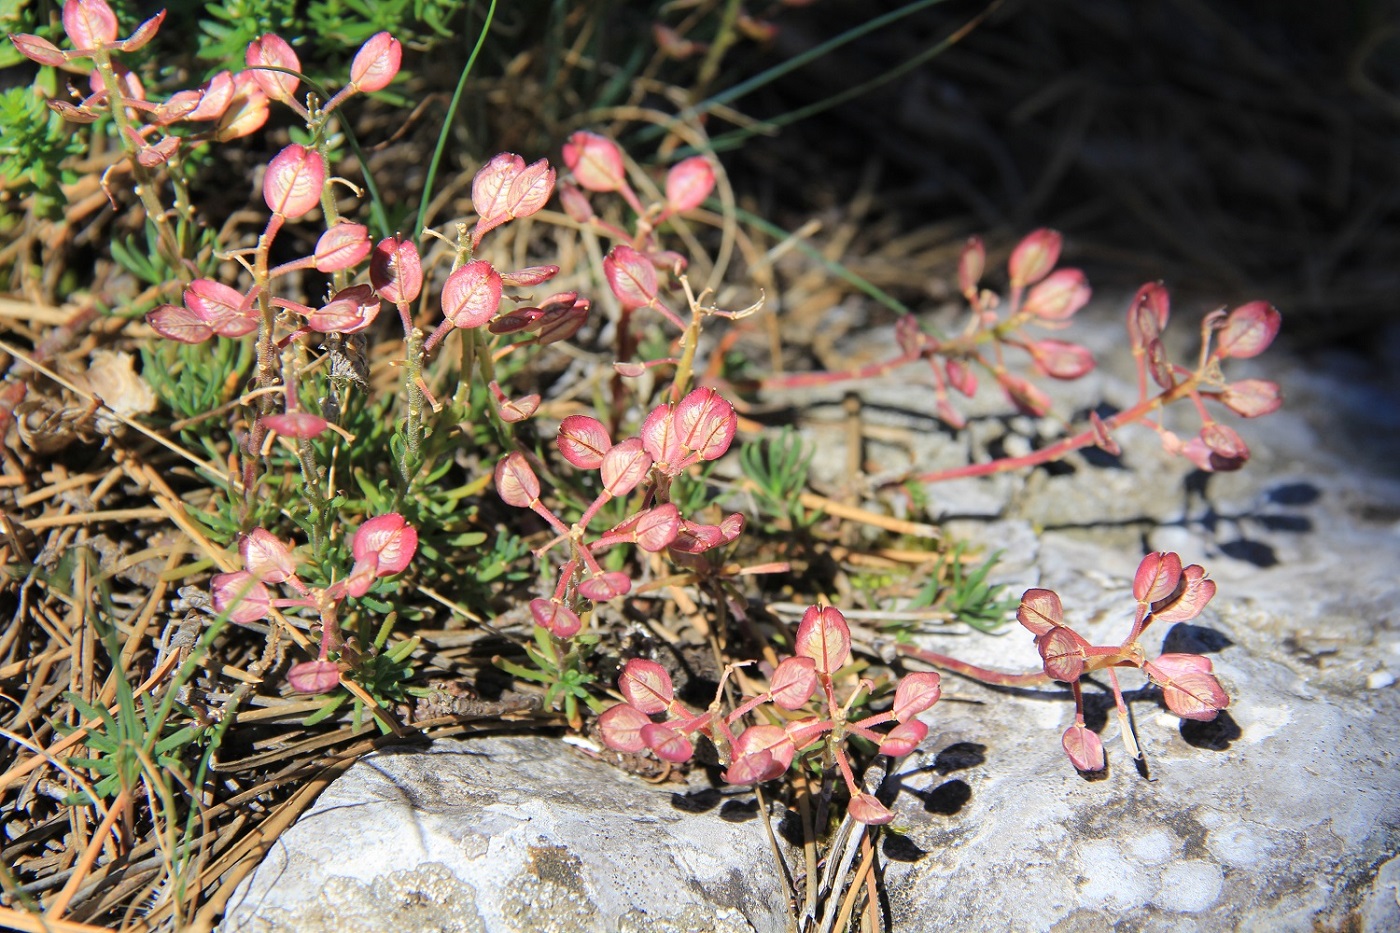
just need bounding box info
[897,643,1050,687]
[903,376,1199,485]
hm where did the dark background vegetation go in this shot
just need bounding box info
[726,0,1400,350]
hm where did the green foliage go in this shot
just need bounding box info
[494,627,603,729]
[911,543,1016,634]
[55,552,212,802]
[191,0,463,68]
[739,426,822,531]
[0,84,87,222]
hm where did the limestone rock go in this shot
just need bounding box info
[219,735,791,933]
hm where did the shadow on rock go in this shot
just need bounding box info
[1180,710,1242,752]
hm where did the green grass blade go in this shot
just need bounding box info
[413,0,499,239]
[640,0,954,144]
[721,202,914,316]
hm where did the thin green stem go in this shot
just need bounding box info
[414,0,499,239]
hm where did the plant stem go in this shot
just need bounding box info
[897,643,1050,687]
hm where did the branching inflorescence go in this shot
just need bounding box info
[10,0,1284,839]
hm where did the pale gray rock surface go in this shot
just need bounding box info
[223,304,1399,932]
[219,734,790,933]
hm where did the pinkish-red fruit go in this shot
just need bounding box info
[1062,722,1105,771]
[63,0,118,49]
[246,33,300,103]
[557,415,613,470]
[1214,301,1281,359]
[1008,228,1062,289]
[263,144,324,219]
[619,658,674,714]
[794,605,851,675]
[370,236,423,304]
[314,223,371,273]
[287,660,341,694]
[562,131,626,192]
[441,260,503,329]
[603,244,658,311]
[664,156,715,212]
[349,32,401,92]
[893,671,942,721]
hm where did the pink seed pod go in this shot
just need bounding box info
[490,383,539,423]
[209,570,271,625]
[262,412,329,439]
[848,793,894,826]
[532,295,590,346]
[441,260,503,329]
[116,9,164,52]
[494,452,541,509]
[603,244,658,311]
[562,131,626,192]
[370,236,423,304]
[1026,339,1095,380]
[1150,564,1216,624]
[1214,301,1281,359]
[945,359,977,397]
[349,32,401,93]
[640,403,683,469]
[499,265,560,287]
[957,235,985,302]
[578,571,631,602]
[183,279,256,338]
[287,660,341,694]
[794,605,851,675]
[186,71,235,121]
[1023,268,1091,321]
[598,702,652,753]
[151,91,201,126]
[675,387,737,461]
[1037,627,1089,683]
[878,718,928,757]
[1133,551,1183,604]
[996,371,1052,417]
[893,671,942,722]
[1146,655,1229,721]
[246,33,300,103]
[10,34,69,67]
[214,73,269,142]
[1008,228,1062,289]
[556,415,613,470]
[1128,282,1171,348]
[471,153,555,247]
[558,182,594,223]
[263,144,324,219]
[664,156,715,213]
[529,598,582,638]
[641,723,693,763]
[1218,379,1282,418]
[724,726,795,784]
[1017,588,1064,635]
[147,303,214,344]
[631,504,681,552]
[314,223,371,273]
[135,134,180,168]
[240,528,296,584]
[351,513,417,576]
[619,658,673,714]
[599,438,652,497]
[306,284,380,334]
[1062,722,1105,772]
[63,0,118,49]
[769,657,817,710]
